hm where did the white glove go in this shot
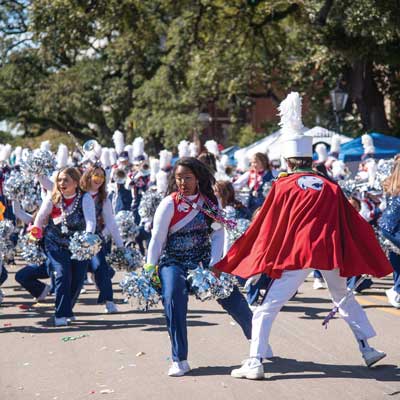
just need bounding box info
[244,273,262,291]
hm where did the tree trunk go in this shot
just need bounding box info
[349,60,389,132]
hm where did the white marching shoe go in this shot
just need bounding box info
[54,317,68,327]
[231,358,264,380]
[104,301,119,314]
[385,288,400,309]
[362,348,386,367]
[313,278,326,290]
[168,360,191,377]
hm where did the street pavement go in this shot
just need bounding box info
[1,260,399,400]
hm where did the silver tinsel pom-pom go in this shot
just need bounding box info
[115,211,138,242]
[106,247,144,272]
[138,190,163,219]
[17,235,47,264]
[236,187,251,208]
[0,219,16,239]
[210,272,237,300]
[226,218,250,246]
[119,271,161,311]
[0,240,14,263]
[69,232,102,260]
[20,150,56,176]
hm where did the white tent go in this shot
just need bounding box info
[236,126,352,162]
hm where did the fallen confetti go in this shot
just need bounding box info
[61,334,89,342]
[19,304,31,310]
[100,389,114,394]
[4,323,12,327]
[136,351,145,357]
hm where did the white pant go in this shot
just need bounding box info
[250,268,376,358]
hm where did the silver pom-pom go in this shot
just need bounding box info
[0,219,15,239]
[0,239,14,263]
[17,235,47,264]
[119,271,161,311]
[210,272,237,299]
[226,218,250,247]
[69,231,102,260]
[138,190,163,219]
[106,247,144,272]
[20,150,56,176]
[115,211,138,242]
[236,187,251,208]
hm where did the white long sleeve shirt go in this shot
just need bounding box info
[146,194,224,267]
[34,192,96,233]
[12,201,33,225]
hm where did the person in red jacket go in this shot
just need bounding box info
[213,92,393,380]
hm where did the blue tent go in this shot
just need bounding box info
[339,132,400,162]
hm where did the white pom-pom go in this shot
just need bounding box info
[189,142,199,157]
[204,140,220,156]
[100,148,112,168]
[56,144,69,169]
[315,143,328,162]
[178,140,190,158]
[330,134,341,154]
[159,150,172,170]
[132,137,145,159]
[149,158,160,183]
[112,130,125,154]
[40,140,51,152]
[278,92,304,137]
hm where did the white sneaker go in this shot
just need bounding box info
[313,278,326,290]
[362,348,386,367]
[385,288,400,309]
[80,287,87,294]
[37,284,51,301]
[0,289,4,304]
[231,358,264,380]
[67,316,76,322]
[104,301,118,314]
[168,360,191,377]
[54,317,68,327]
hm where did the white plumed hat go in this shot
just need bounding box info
[56,144,69,168]
[178,140,190,158]
[100,148,112,168]
[189,142,199,157]
[330,134,341,154]
[279,92,312,158]
[204,140,220,156]
[132,137,146,161]
[40,140,51,152]
[149,157,160,183]
[361,134,375,155]
[159,149,172,170]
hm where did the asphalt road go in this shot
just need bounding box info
[1,261,399,400]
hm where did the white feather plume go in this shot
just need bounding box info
[56,144,69,168]
[178,140,190,158]
[93,141,102,158]
[156,170,169,194]
[189,142,199,157]
[112,130,125,154]
[159,150,172,170]
[234,150,249,172]
[149,158,160,183]
[330,134,341,154]
[100,148,112,168]
[124,144,134,163]
[0,144,12,162]
[13,146,22,164]
[315,143,328,162]
[361,134,373,147]
[109,148,117,165]
[40,140,51,152]
[204,140,220,156]
[278,92,304,137]
[132,137,145,159]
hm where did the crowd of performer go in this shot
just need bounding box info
[0,92,399,378]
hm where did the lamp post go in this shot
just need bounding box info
[330,82,348,133]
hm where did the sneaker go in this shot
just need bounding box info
[231,358,264,380]
[385,288,400,309]
[80,287,87,294]
[0,289,4,304]
[168,361,191,377]
[37,284,51,301]
[313,278,326,290]
[362,348,386,367]
[54,317,68,327]
[104,301,118,314]
[67,316,76,322]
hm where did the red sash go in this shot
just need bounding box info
[50,196,76,219]
[169,192,200,230]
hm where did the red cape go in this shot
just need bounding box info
[216,173,393,279]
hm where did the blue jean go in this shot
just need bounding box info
[388,252,400,294]
[91,247,114,303]
[159,264,189,362]
[47,248,88,318]
[15,261,50,299]
[0,264,8,286]
[216,285,253,339]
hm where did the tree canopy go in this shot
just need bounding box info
[0,0,399,153]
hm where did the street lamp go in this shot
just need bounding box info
[330,82,348,133]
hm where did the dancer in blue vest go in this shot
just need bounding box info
[146,157,252,377]
[31,167,96,326]
[80,165,124,313]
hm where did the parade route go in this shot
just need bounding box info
[1,262,399,400]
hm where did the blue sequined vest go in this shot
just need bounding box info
[159,211,211,270]
[44,195,86,252]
